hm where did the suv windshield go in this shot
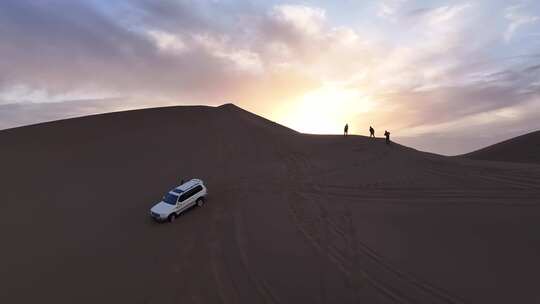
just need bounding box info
[163,193,178,205]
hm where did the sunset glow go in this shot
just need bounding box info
[276,84,375,135]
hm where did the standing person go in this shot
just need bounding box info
[344,123,349,136]
[384,130,390,144]
[369,126,375,138]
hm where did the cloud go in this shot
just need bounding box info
[377,0,408,20]
[191,33,264,74]
[146,30,189,55]
[424,3,472,26]
[269,5,326,36]
[504,4,539,42]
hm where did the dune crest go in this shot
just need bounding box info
[463,130,540,164]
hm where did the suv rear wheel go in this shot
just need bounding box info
[197,197,205,207]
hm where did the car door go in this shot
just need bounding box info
[185,187,199,208]
[172,194,182,214]
[178,189,194,212]
[191,185,203,204]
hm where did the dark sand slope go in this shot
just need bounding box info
[462,130,540,164]
[1,104,540,304]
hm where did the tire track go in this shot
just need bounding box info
[284,149,468,304]
[209,113,281,304]
[299,187,540,202]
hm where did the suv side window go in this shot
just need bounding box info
[179,191,191,202]
[180,185,203,202]
[192,185,202,195]
[179,185,202,202]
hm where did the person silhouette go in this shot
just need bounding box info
[344,123,349,136]
[384,130,390,144]
[369,126,375,138]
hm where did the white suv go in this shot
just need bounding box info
[150,179,208,222]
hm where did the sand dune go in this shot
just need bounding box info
[1,104,540,304]
[463,130,540,164]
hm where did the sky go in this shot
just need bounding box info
[1,0,539,155]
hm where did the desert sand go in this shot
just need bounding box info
[1,104,539,303]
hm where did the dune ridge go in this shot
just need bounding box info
[462,130,540,164]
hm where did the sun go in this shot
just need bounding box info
[277,84,374,134]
